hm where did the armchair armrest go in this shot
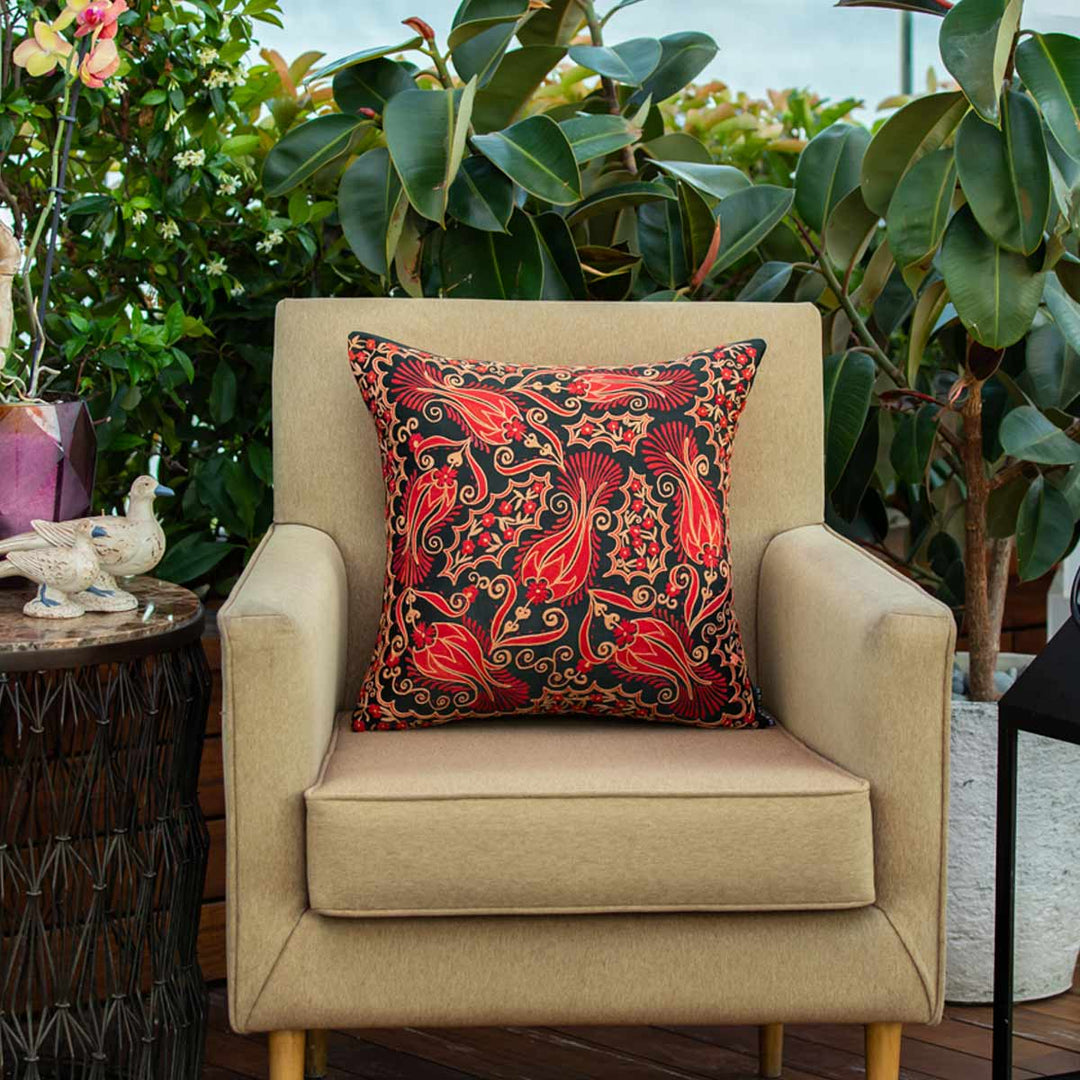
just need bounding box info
[218,523,348,1031]
[757,524,955,1019]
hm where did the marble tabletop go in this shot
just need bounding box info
[0,577,203,658]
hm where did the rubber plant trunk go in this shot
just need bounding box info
[0,224,97,542]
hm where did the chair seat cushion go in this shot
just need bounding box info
[305,716,874,916]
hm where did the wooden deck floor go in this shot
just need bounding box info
[204,971,1080,1079]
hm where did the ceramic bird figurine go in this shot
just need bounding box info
[0,475,173,612]
[0,520,108,618]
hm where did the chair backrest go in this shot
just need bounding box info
[273,298,824,698]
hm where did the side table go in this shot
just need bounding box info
[0,578,211,1078]
[993,567,1080,1080]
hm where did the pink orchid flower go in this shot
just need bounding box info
[12,14,76,77]
[70,0,128,40]
[80,36,120,87]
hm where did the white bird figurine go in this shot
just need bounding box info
[0,475,173,612]
[0,520,109,618]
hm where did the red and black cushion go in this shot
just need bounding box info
[348,334,767,730]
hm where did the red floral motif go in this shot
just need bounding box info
[346,333,765,731]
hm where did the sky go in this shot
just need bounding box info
[257,0,1080,116]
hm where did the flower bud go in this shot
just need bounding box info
[358,107,378,118]
[402,16,435,41]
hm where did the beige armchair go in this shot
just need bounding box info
[220,299,954,1080]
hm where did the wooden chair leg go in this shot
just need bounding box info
[865,1022,902,1080]
[268,1030,306,1080]
[759,1023,783,1077]
[305,1030,328,1078]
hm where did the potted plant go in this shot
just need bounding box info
[0,0,128,540]
[784,0,1080,1001]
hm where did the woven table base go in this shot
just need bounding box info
[1,641,211,1079]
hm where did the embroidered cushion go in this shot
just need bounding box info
[347,333,766,731]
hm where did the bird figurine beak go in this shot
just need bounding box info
[91,526,109,538]
[154,484,175,497]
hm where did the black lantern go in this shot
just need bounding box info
[993,565,1080,1080]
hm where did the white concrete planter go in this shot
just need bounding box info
[946,653,1080,1003]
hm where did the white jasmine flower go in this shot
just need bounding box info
[131,208,148,227]
[206,69,230,89]
[217,175,241,197]
[255,229,284,254]
[206,256,227,277]
[173,147,206,169]
[230,281,245,296]
[227,69,245,87]
[197,46,219,65]
[158,219,180,240]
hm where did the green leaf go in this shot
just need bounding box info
[338,147,405,276]
[955,91,1050,255]
[1026,321,1080,410]
[67,194,112,217]
[163,301,185,346]
[533,212,588,299]
[940,0,1021,125]
[823,350,876,492]
[262,114,363,197]
[247,442,273,486]
[566,180,674,225]
[832,412,880,522]
[1057,464,1080,518]
[472,114,582,205]
[308,38,425,82]
[886,149,957,294]
[516,0,582,46]
[559,113,640,163]
[890,404,939,486]
[450,1,530,87]
[472,46,565,133]
[1044,274,1080,356]
[139,89,167,105]
[220,133,261,158]
[824,186,880,276]
[988,475,1029,538]
[677,180,715,276]
[630,31,717,106]
[568,38,661,85]
[447,156,514,232]
[999,405,1080,464]
[860,91,968,216]
[1057,255,1080,303]
[794,122,871,234]
[835,0,951,10]
[384,84,475,224]
[712,185,796,275]
[637,181,688,290]
[156,534,238,585]
[640,132,713,164]
[441,206,544,299]
[1016,33,1080,164]
[210,360,237,425]
[941,206,1045,347]
[736,261,793,302]
[908,278,950,385]
[578,244,641,300]
[652,159,750,200]
[1016,474,1075,580]
[332,58,415,115]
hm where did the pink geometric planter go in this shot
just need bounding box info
[0,400,96,541]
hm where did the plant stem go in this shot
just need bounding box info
[425,46,453,89]
[579,0,637,175]
[988,536,1013,651]
[959,378,998,701]
[793,219,905,387]
[23,45,87,399]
